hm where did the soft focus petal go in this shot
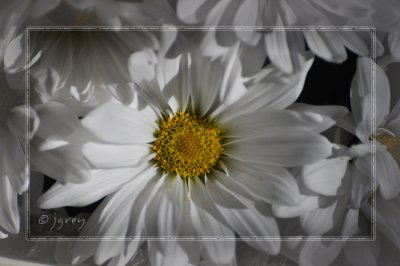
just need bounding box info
[300,158,348,196]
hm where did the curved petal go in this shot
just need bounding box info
[351,57,390,140]
[31,139,91,183]
[34,101,80,140]
[7,105,39,139]
[304,31,347,63]
[272,196,320,218]
[300,158,348,196]
[82,102,156,145]
[214,55,314,121]
[265,30,306,73]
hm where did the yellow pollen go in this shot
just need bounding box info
[151,112,223,178]
[371,134,400,165]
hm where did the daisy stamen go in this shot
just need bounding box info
[151,111,223,178]
[371,134,400,163]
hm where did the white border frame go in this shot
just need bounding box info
[25,26,377,241]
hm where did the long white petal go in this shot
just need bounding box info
[224,158,300,206]
[376,149,400,199]
[82,101,156,145]
[189,177,235,265]
[214,55,313,121]
[224,129,332,167]
[38,166,148,208]
[222,109,336,138]
[83,142,149,169]
[300,201,338,235]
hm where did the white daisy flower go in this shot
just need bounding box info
[176,0,388,73]
[348,57,400,201]
[39,38,334,265]
[28,0,159,105]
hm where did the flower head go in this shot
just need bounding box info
[39,38,335,265]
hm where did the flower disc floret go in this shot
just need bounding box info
[152,112,223,178]
[374,134,400,163]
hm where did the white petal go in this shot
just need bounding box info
[34,101,80,140]
[222,109,336,138]
[83,142,149,169]
[7,105,39,139]
[288,103,349,126]
[0,173,19,234]
[349,160,371,209]
[224,129,332,167]
[82,101,156,145]
[304,31,347,63]
[265,30,306,73]
[300,158,348,196]
[351,57,390,140]
[145,176,185,239]
[176,0,210,24]
[384,97,400,135]
[272,196,320,218]
[4,34,26,73]
[207,179,281,254]
[206,171,248,209]
[233,0,261,46]
[339,30,371,57]
[388,31,400,58]
[148,241,190,266]
[31,139,91,183]
[373,194,400,249]
[128,48,157,84]
[300,201,338,236]
[189,51,224,116]
[341,209,360,236]
[224,158,300,206]
[38,166,148,208]
[74,169,156,264]
[299,241,343,266]
[376,149,400,199]
[1,129,26,194]
[215,55,314,121]
[189,177,235,265]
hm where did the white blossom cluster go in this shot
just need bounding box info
[0,1,400,266]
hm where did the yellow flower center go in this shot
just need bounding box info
[152,112,223,178]
[371,134,400,165]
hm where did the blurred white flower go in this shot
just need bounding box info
[176,0,390,73]
[38,37,335,266]
[349,57,400,201]
[0,0,40,239]
[29,0,159,105]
